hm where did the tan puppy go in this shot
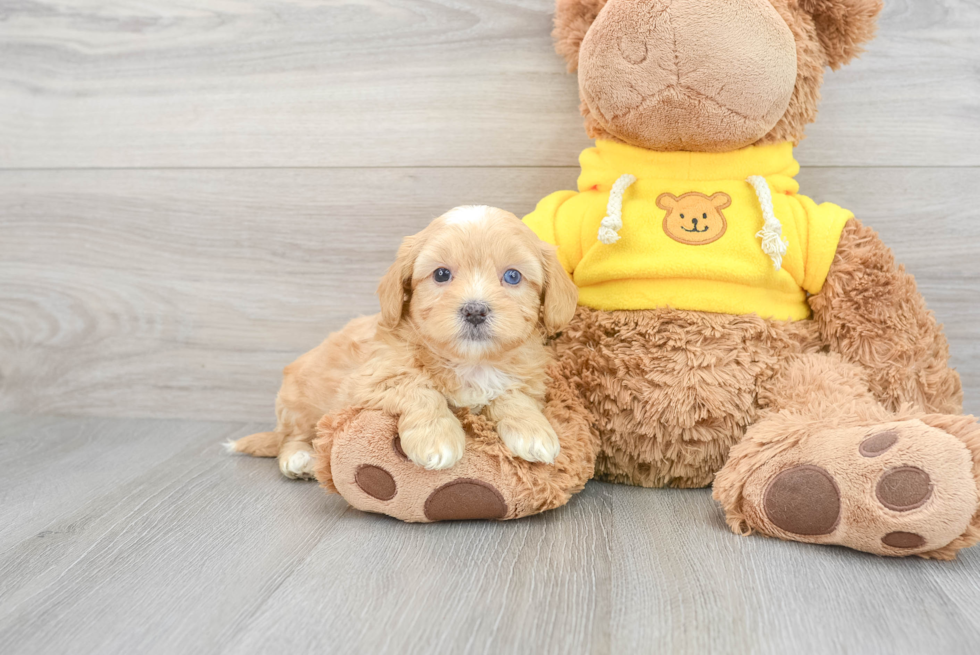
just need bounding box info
[228,206,579,479]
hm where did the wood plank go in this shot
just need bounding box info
[610,485,980,654]
[0,416,350,655]
[0,0,977,169]
[0,413,248,551]
[221,483,613,655]
[1,166,978,422]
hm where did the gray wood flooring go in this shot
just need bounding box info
[2,1,980,653]
[1,413,979,655]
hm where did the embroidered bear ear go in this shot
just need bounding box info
[801,0,884,70]
[709,192,732,210]
[656,193,679,211]
[553,0,609,72]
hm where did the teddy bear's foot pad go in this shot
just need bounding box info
[314,407,595,523]
[328,424,515,522]
[353,465,397,501]
[423,480,508,521]
[763,465,841,536]
[743,419,979,557]
[350,454,509,521]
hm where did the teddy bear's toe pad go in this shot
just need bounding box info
[763,465,840,536]
[424,479,508,521]
[744,419,978,556]
[876,466,932,511]
[859,430,898,457]
[328,418,516,522]
[881,531,927,549]
[354,465,397,501]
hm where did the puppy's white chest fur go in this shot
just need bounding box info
[450,363,513,409]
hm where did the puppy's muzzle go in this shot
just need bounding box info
[461,301,491,326]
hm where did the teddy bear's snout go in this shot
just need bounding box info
[578,0,798,152]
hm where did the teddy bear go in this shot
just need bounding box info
[311,0,980,559]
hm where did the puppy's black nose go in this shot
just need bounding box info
[461,302,490,326]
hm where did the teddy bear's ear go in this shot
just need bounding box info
[801,0,884,70]
[553,0,609,72]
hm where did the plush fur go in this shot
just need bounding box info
[712,350,978,559]
[810,219,963,415]
[312,367,598,522]
[553,0,881,150]
[551,305,822,488]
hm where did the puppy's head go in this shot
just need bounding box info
[377,206,579,360]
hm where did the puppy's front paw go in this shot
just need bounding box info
[279,449,316,480]
[497,415,560,464]
[400,416,466,470]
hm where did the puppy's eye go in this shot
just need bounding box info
[434,268,452,283]
[502,269,522,285]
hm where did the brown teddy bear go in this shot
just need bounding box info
[312,0,980,559]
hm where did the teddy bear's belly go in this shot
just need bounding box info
[552,306,823,488]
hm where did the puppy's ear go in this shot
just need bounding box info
[801,0,883,70]
[377,236,418,330]
[553,0,609,72]
[539,243,579,335]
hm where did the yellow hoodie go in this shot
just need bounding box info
[523,141,853,321]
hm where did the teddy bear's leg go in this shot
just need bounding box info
[810,218,963,415]
[311,374,598,522]
[714,353,980,559]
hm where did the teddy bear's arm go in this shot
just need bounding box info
[808,218,962,414]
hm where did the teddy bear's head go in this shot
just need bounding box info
[553,0,883,152]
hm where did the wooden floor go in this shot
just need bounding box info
[0,413,979,654]
[1,1,979,653]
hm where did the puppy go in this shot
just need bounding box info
[227,205,579,479]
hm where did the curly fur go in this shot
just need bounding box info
[552,306,823,488]
[810,219,963,415]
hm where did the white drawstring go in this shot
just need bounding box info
[597,174,637,245]
[746,175,788,270]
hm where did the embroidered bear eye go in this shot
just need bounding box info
[703,213,708,219]
[434,268,452,283]
[680,214,685,219]
[502,269,522,285]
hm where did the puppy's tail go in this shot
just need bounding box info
[224,431,281,458]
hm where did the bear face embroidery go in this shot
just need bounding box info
[657,192,732,246]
